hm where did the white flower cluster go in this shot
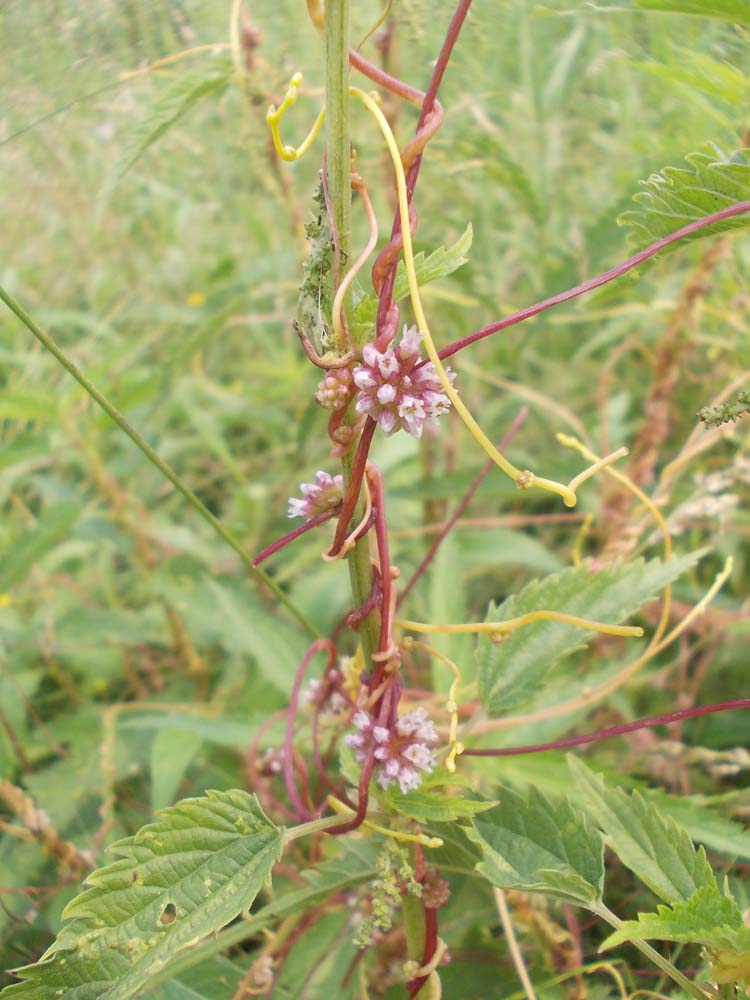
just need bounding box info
[345,706,438,794]
[287,470,344,520]
[352,326,455,438]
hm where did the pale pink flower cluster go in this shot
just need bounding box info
[316,368,353,411]
[345,706,438,793]
[352,326,456,438]
[287,471,344,520]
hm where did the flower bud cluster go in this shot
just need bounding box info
[352,326,456,438]
[315,367,354,411]
[345,706,438,793]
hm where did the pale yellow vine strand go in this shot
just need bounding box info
[395,611,643,639]
[403,638,465,772]
[558,433,672,647]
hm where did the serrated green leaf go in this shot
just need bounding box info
[619,149,750,251]
[569,757,715,905]
[117,60,233,177]
[385,784,496,825]
[2,790,284,1000]
[477,551,702,715]
[393,223,473,301]
[634,0,750,24]
[151,839,380,982]
[353,224,474,334]
[464,785,604,906]
[601,883,749,952]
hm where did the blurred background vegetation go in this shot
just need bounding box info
[0,0,748,995]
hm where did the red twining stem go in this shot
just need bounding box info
[462,699,750,758]
[366,466,394,653]
[408,906,439,998]
[372,0,473,346]
[253,509,339,566]
[327,417,377,557]
[439,201,750,362]
[284,639,336,822]
[398,407,529,607]
[349,49,425,108]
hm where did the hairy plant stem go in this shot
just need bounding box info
[325,0,380,661]
[0,286,319,639]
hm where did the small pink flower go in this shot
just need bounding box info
[352,326,456,438]
[345,707,438,793]
[288,471,344,520]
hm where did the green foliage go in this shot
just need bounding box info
[633,0,750,24]
[116,60,233,177]
[2,1,749,996]
[620,149,750,250]
[0,503,80,593]
[392,223,474,301]
[352,223,473,338]
[1,791,284,1000]
[477,552,702,715]
[569,758,715,905]
[465,785,605,906]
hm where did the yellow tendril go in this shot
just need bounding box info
[349,85,627,509]
[266,73,326,162]
[326,796,443,848]
[403,638,465,772]
[558,433,672,646]
[468,556,733,736]
[403,938,447,981]
[395,612,643,640]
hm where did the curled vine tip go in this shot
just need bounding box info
[266,72,326,162]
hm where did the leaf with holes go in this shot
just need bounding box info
[477,551,703,715]
[1,790,284,1000]
[619,148,750,251]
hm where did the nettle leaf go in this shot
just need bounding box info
[353,224,473,336]
[154,838,380,980]
[569,758,715,905]
[2,790,285,1000]
[619,149,750,252]
[392,223,473,301]
[385,772,496,825]
[464,785,605,907]
[477,551,702,715]
[601,884,750,985]
[117,60,233,177]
